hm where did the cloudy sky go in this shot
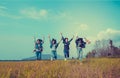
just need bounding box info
[0,0,120,60]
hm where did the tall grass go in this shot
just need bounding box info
[0,58,120,78]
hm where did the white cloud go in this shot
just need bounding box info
[0,5,22,19]
[73,22,88,30]
[0,11,22,19]
[74,23,88,31]
[50,12,68,20]
[39,9,47,16]
[20,8,48,19]
[0,5,7,10]
[20,7,70,20]
[80,24,88,30]
[97,28,120,41]
[0,6,69,20]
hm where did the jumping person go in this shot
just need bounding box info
[48,35,62,61]
[60,33,74,61]
[75,36,90,61]
[33,36,44,60]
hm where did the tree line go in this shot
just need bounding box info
[86,39,120,58]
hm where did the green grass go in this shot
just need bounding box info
[0,58,120,78]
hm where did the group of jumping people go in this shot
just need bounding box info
[33,33,90,61]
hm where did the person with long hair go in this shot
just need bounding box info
[48,35,62,61]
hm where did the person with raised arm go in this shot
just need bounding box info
[75,36,90,61]
[48,35,62,61]
[60,33,74,61]
[33,36,45,60]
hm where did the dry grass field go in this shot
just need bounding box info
[0,58,120,78]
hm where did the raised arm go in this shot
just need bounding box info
[42,36,45,44]
[48,35,52,43]
[84,37,91,44]
[75,36,78,44]
[75,33,78,39]
[33,36,36,52]
[33,36,36,44]
[60,33,64,40]
[58,38,62,44]
[75,35,78,42]
[69,35,74,42]
[76,36,78,40]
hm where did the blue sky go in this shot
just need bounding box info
[0,0,120,60]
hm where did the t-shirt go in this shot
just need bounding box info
[62,36,73,51]
[50,42,59,51]
[35,43,43,51]
[63,42,70,51]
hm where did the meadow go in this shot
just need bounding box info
[0,58,120,78]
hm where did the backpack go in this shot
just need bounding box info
[76,38,86,48]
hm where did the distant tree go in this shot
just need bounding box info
[86,39,120,58]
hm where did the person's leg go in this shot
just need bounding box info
[64,50,67,61]
[76,47,80,59]
[67,50,69,58]
[51,51,54,61]
[64,50,67,58]
[64,50,69,60]
[53,51,55,59]
[78,48,81,59]
[39,52,42,60]
[36,52,39,60]
[52,51,55,60]
[54,51,57,60]
[79,48,83,60]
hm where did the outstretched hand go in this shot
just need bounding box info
[84,37,86,39]
[33,36,36,43]
[33,50,36,53]
[33,36,35,38]
[43,36,45,39]
[76,36,78,39]
[48,35,50,38]
[60,32,62,36]
[72,35,74,39]
[43,36,45,42]
[84,37,91,44]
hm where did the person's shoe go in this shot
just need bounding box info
[64,58,67,61]
[36,58,39,61]
[51,57,53,61]
[77,57,79,60]
[80,58,83,61]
